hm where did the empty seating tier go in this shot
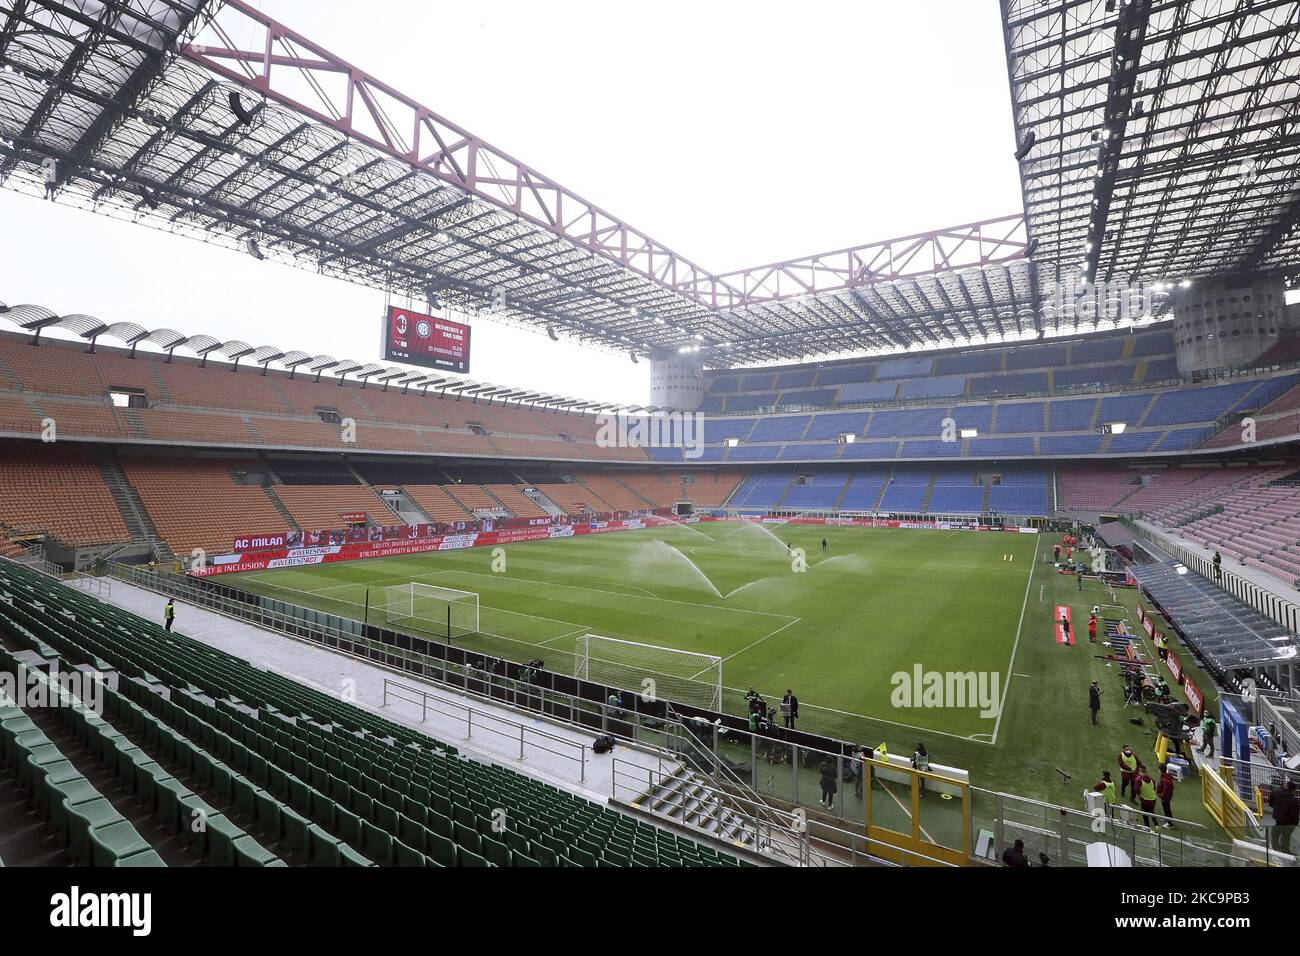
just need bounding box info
[0,561,743,868]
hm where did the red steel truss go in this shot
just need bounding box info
[182,0,1027,312]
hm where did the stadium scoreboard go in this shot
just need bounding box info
[381,305,471,373]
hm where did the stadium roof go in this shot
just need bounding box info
[1003,0,1300,294]
[0,1,1292,369]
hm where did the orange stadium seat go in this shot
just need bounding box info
[0,446,128,545]
[272,484,399,531]
[483,484,549,518]
[121,456,286,557]
[402,484,472,523]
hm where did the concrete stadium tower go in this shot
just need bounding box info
[1171,275,1298,374]
[648,346,705,411]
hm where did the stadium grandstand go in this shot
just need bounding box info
[0,0,1297,900]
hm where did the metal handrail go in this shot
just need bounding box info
[381,676,587,781]
[610,757,832,867]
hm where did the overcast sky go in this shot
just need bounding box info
[0,0,1024,404]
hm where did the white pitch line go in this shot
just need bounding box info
[711,617,802,667]
[990,535,1039,745]
[536,626,591,647]
[240,577,589,633]
[416,568,799,621]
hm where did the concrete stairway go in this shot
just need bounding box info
[629,763,758,851]
[96,451,168,559]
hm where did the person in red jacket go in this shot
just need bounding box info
[1156,764,1176,828]
[1087,613,1098,643]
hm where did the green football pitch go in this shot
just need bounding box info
[222,520,1219,817]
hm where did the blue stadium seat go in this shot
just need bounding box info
[1070,337,1126,364]
[704,418,759,442]
[835,381,897,403]
[1106,430,1160,453]
[875,357,935,380]
[739,373,776,391]
[900,439,962,457]
[841,441,900,460]
[728,444,783,462]
[1097,393,1153,426]
[1006,344,1066,370]
[839,471,889,509]
[878,482,928,511]
[1131,331,1175,356]
[1141,382,1257,426]
[803,411,871,441]
[900,375,966,398]
[950,404,994,433]
[777,389,838,407]
[729,471,796,508]
[1040,434,1104,455]
[1154,427,1207,450]
[927,485,984,512]
[936,351,1002,375]
[1141,357,1179,382]
[816,364,876,386]
[868,408,950,438]
[970,372,1048,396]
[988,483,1048,514]
[1046,398,1097,431]
[749,416,810,442]
[779,443,841,460]
[994,402,1044,433]
[1054,364,1135,389]
[970,437,1036,456]
[781,473,852,509]
[727,393,779,413]
[775,369,818,389]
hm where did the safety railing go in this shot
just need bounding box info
[102,560,1291,866]
[380,676,587,781]
[66,569,111,598]
[610,757,830,867]
[974,787,1265,868]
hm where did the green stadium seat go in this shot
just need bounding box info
[308,825,343,866]
[89,821,151,867]
[114,849,167,867]
[425,831,457,867]
[392,839,424,867]
[361,820,393,865]
[480,833,511,868]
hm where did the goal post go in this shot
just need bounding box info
[574,634,722,711]
[382,583,479,639]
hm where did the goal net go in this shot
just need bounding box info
[382,583,479,639]
[574,634,722,711]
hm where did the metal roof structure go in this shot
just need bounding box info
[1003,0,1300,295]
[0,0,1294,370]
[1129,544,1299,670]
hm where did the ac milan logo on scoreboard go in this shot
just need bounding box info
[381,305,471,374]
